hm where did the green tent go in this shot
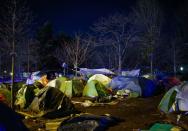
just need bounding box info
[88,74,111,87]
[55,78,84,98]
[83,80,109,98]
[59,80,73,98]
[72,79,85,97]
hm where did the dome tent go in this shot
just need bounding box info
[159,82,188,113]
[83,74,112,98]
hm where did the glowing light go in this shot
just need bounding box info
[180,67,184,71]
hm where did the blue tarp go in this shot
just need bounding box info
[79,68,114,76]
[139,77,157,97]
[109,76,156,97]
[109,76,138,90]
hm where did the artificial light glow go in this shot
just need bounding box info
[180,67,184,71]
[10,72,13,76]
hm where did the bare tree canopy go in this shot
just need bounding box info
[0,0,33,73]
[57,33,93,76]
[0,0,33,108]
[133,0,163,74]
[91,13,137,74]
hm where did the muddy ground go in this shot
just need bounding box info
[24,94,188,131]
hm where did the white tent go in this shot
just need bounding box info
[88,74,111,86]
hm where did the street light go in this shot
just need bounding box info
[180,66,184,71]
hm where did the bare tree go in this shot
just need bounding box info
[58,33,93,76]
[133,0,163,75]
[0,0,33,108]
[91,13,137,74]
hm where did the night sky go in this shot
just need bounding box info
[28,0,136,35]
[27,0,186,35]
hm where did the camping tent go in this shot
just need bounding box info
[159,82,188,113]
[83,74,111,98]
[109,76,156,97]
[83,80,110,98]
[88,74,111,87]
[29,86,77,118]
[47,77,85,98]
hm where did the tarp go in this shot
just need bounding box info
[15,84,36,109]
[88,74,111,87]
[149,123,174,131]
[26,71,41,85]
[121,69,140,77]
[109,76,156,97]
[29,86,77,118]
[57,114,121,131]
[79,68,114,76]
[138,77,157,97]
[109,76,138,90]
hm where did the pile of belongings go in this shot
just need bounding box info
[57,113,121,131]
[15,73,79,118]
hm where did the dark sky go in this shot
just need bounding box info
[29,0,136,35]
[28,0,187,35]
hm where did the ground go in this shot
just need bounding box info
[23,94,188,131]
[74,95,165,131]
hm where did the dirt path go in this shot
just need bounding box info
[74,95,165,130]
[24,94,188,131]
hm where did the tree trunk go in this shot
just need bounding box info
[11,54,15,109]
[150,53,153,75]
[74,62,78,77]
[118,44,122,75]
[173,42,176,76]
[27,41,30,73]
[11,1,16,109]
